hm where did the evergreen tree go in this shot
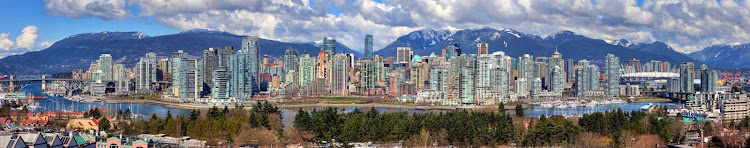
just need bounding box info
[515,104,525,117]
[99,118,111,131]
[123,108,131,120]
[293,109,311,130]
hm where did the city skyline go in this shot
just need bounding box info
[3,0,750,58]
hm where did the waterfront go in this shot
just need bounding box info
[23,84,676,121]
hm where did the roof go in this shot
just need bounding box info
[411,56,422,62]
[620,72,679,78]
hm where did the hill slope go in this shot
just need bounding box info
[0,30,360,74]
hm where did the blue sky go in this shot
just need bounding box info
[0,1,179,43]
[0,0,748,58]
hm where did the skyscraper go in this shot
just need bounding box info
[477,43,488,55]
[548,51,564,95]
[446,43,461,58]
[410,56,428,89]
[397,47,412,65]
[298,54,317,86]
[229,37,260,98]
[628,58,641,72]
[565,58,575,83]
[330,53,350,95]
[605,54,620,96]
[243,36,261,93]
[451,54,475,104]
[97,54,114,81]
[700,64,717,93]
[202,46,234,91]
[324,37,336,57]
[364,34,373,60]
[211,66,230,100]
[284,48,300,85]
[680,62,695,93]
[180,57,202,101]
[136,52,157,93]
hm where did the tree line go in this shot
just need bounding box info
[120,102,285,146]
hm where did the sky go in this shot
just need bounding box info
[1,0,749,58]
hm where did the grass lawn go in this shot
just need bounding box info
[630,97,672,103]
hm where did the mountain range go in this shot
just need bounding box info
[0,27,747,75]
[688,43,750,68]
[375,28,698,66]
[0,29,359,74]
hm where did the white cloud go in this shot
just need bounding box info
[39,0,750,53]
[0,26,54,58]
[44,0,130,20]
[15,26,38,49]
[38,41,55,49]
[0,33,13,50]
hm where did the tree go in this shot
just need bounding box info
[293,109,311,130]
[575,132,612,148]
[123,108,131,120]
[515,104,525,117]
[99,118,111,131]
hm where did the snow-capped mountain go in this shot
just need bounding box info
[689,43,750,68]
[376,27,698,66]
[609,39,632,47]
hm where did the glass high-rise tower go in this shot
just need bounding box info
[364,34,373,60]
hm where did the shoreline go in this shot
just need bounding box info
[102,98,497,110]
[93,97,673,111]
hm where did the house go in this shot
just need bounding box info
[43,134,64,148]
[0,134,28,148]
[20,119,48,127]
[66,118,99,131]
[95,137,148,148]
[17,132,48,148]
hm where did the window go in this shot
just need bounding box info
[109,143,119,148]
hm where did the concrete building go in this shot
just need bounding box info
[477,43,488,55]
[565,59,575,83]
[135,52,157,93]
[397,47,412,65]
[330,54,350,95]
[298,54,317,87]
[605,54,620,96]
[701,65,718,93]
[680,62,695,93]
[230,38,260,98]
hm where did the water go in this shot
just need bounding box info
[24,84,676,123]
[22,84,192,118]
[524,102,677,117]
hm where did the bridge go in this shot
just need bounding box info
[0,75,90,95]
